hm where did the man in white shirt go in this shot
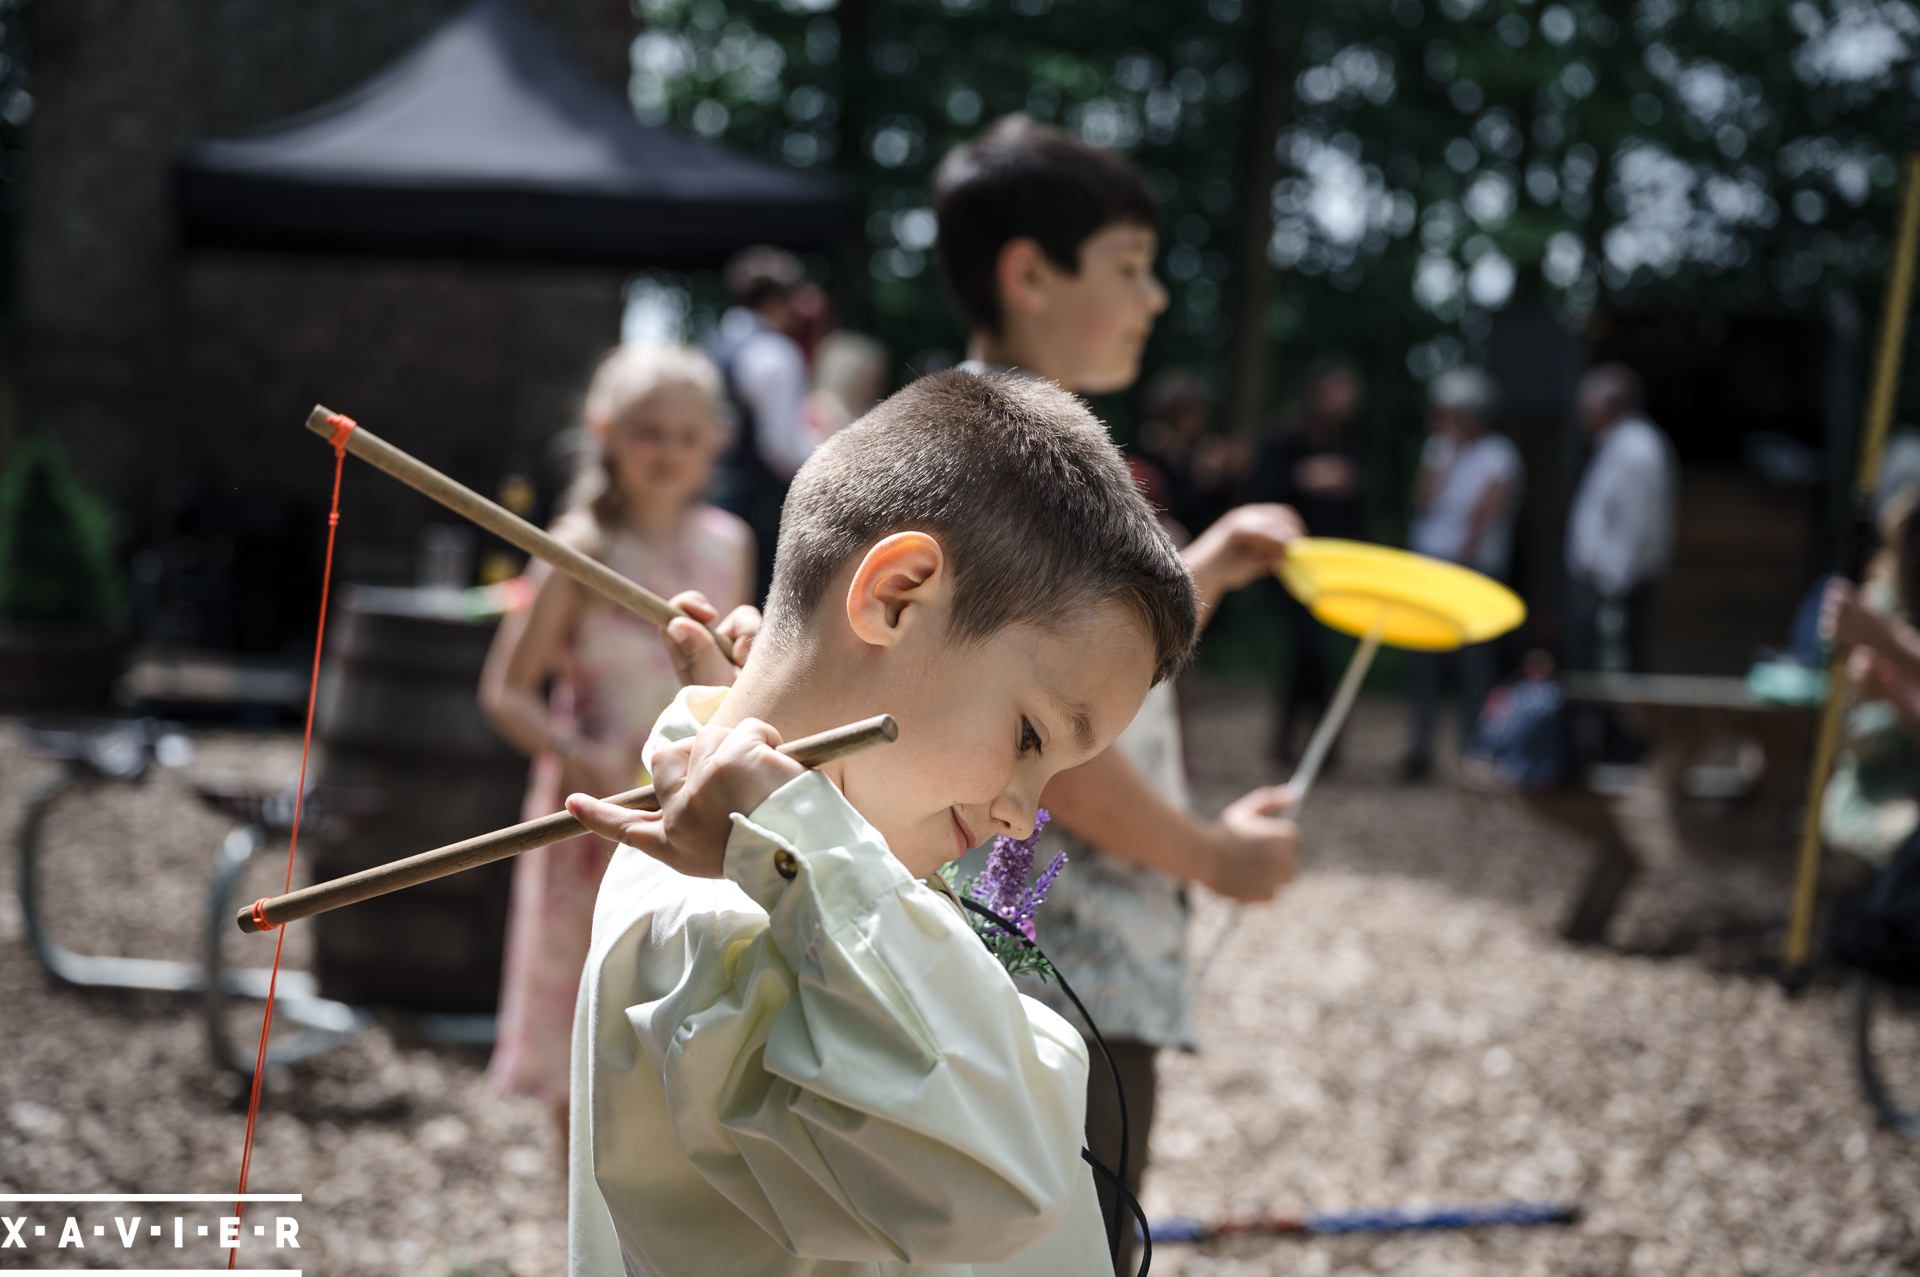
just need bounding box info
[709,246,818,605]
[1565,362,1677,759]
[1566,363,1676,664]
[1403,367,1524,780]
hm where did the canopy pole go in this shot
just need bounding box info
[1784,147,1920,980]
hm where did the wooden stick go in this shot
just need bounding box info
[308,405,733,660]
[1785,147,1920,977]
[237,714,897,933]
[1284,609,1387,809]
[1184,610,1389,1000]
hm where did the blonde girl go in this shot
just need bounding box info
[479,344,753,1144]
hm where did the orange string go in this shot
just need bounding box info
[228,413,355,1267]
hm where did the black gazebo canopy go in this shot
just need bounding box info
[175,0,854,267]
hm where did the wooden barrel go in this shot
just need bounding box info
[308,586,524,1013]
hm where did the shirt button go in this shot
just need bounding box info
[773,849,799,880]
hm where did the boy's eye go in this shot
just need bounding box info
[1018,717,1043,757]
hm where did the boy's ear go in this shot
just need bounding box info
[845,532,948,648]
[995,237,1056,320]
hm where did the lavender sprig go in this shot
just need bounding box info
[1012,850,1068,941]
[970,808,1049,916]
[942,810,1065,981]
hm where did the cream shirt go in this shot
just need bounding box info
[567,687,1110,1277]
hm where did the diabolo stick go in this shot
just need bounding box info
[306,405,734,660]
[237,714,896,933]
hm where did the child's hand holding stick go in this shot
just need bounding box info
[1203,786,1300,902]
[567,717,805,877]
[662,589,763,688]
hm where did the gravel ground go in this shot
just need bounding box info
[2,679,1917,1275]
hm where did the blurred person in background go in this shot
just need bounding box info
[806,330,890,441]
[1129,370,1241,539]
[708,246,815,605]
[1402,366,1523,781]
[1820,489,1920,869]
[479,345,753,1159]
[1820,536,1920,989]
[1564,362,1677,762]
[1249,358,1370,767]
[788,279,835,363]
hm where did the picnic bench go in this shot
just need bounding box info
[1504,672,1819,943]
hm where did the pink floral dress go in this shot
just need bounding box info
[487,505,751,1103]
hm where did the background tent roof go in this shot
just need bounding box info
[175,0,854,267]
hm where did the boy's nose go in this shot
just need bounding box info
[989,793,1039,841]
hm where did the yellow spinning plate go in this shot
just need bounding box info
[1190,538,1528,1000]
[1278,537,1526,651]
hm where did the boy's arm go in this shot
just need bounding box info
[1041,745,1297,902]
[1182,503,1304,627]
[575,768,1094,1266]
[1825,580,1920,686]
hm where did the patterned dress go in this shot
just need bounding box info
[487,506,751,1103]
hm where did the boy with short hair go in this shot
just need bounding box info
[932,115,1304,1270]
[563,370,1199,1276]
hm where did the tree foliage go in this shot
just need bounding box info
[630,0,1920,435]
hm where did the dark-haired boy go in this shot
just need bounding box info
[933,115,1304,1270]
[564,371,1198,1276]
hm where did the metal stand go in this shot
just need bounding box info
[14,718,389,1083]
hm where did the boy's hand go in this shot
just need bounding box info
[1202,785,1300,902]
[1184,504,1306,610]
[663,590,762,688]
[566,718,803,877]
[1821,579,1889,654]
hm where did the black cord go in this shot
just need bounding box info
[1080,1147,1152,1277]
[961,897,1148,1275]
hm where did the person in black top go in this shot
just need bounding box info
[1129,371,1240,540]
[707,247,815,607]
[1249,359,1370,766]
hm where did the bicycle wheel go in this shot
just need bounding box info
[1850,972,1920,1138]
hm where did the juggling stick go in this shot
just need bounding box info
[1185,612,1382,993]
[305,405,734,660]
[237,714,897,933]
[1283,610,1387,809]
